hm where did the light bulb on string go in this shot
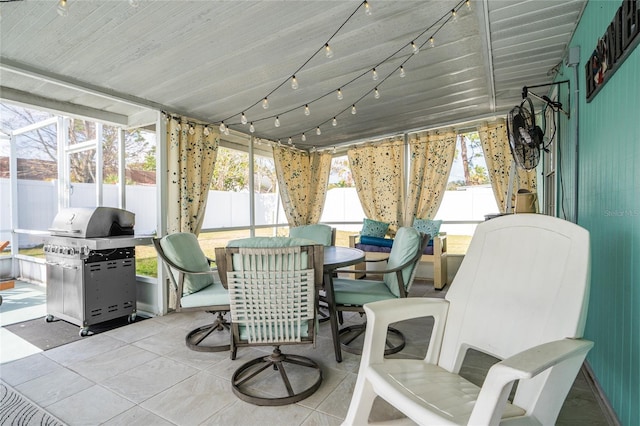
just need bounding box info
[332,117,338,127]
[288,137,293,145]
[224,127,230,136]
[363,0,372,16]
[337,88,344,100]
[291,75,299,90]
[249,123,255,133]
[301,133,306,142]
[219,122,226,132]
[203,126,210,136]
[188,125,195,135]
[399,66,406,78]
[332,146,337,153]
[372,68,379,81]
[466,0,471,10]
[240,112,247,125]
[304,104,310,116]
[262,97,269,109]
[451,9,457,22]
[176,123,181,131]
[351,105,357,115]
[411,41,419,54]
[325,43,334,59]
[316,127,321,135]
[374,88,380,99]
[57,0,68,16]
[274,116,280,127]
[429,36,435,47]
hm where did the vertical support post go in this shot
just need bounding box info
[156,112,168,315]
[248,135,256,237]
[96,123,103,206]
[57,117,69,210]
[9,131,18,277]
[118,128,126,209]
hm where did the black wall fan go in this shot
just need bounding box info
[506,96,545,171]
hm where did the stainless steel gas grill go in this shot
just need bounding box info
[44,207,150,336]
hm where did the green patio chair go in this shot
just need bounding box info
[153,232,230,352]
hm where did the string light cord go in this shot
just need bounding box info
[220,1,368,124]
[229,0,467,134]
[267,0,468,141]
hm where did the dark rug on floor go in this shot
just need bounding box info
[5,315,146,351]
[1,380,65,426]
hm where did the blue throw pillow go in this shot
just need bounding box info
[360,235,394,247]
[361,218,389,238]
[412,218,442,239]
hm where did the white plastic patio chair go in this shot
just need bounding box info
[343,214,593,425]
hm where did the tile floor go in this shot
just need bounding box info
[0,280,612,425]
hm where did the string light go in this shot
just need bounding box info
[218,0,465,144]
[203,126,210,136]
[301,133,307,142]
[325,43,334,59]
[466,0,471,10]
[224,127,230,136]
[288,137,293,145]
[249,123,255,133]
[219,122,226,132]
[316,127,322,135]
[189,125,195,135]
[363,0,372,16]
[57,0,68,16]
[451,9,458,22]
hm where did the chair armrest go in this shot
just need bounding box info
[361,298,450,365]
[470,338,594,425]
[348,234,359,247]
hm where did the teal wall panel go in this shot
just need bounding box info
[557,1,639,424]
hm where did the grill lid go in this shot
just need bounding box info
[49,207,135,238]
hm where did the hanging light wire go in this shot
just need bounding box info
[220,0,370,124]
[227,0,469,143]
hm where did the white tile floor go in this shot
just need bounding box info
[0,280,611,426]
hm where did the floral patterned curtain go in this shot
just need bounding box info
[272,145,332,226]
[478,121,536,213]
[347,137,405,234]
[405,130,457,223]
[166,116,219,235]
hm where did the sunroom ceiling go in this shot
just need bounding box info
[0,0,586,149]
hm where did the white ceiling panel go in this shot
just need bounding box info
[0,0,586,149]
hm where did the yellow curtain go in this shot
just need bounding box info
[166,116,219,235]
[347,137,405,234]
[405,130,457,223]
[272,145,332,226]
[478,121,536,213]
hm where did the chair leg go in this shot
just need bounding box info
[339,323,405,355]
[231,346,323,406]
[185,311,231,352]
[344,376,378,425]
